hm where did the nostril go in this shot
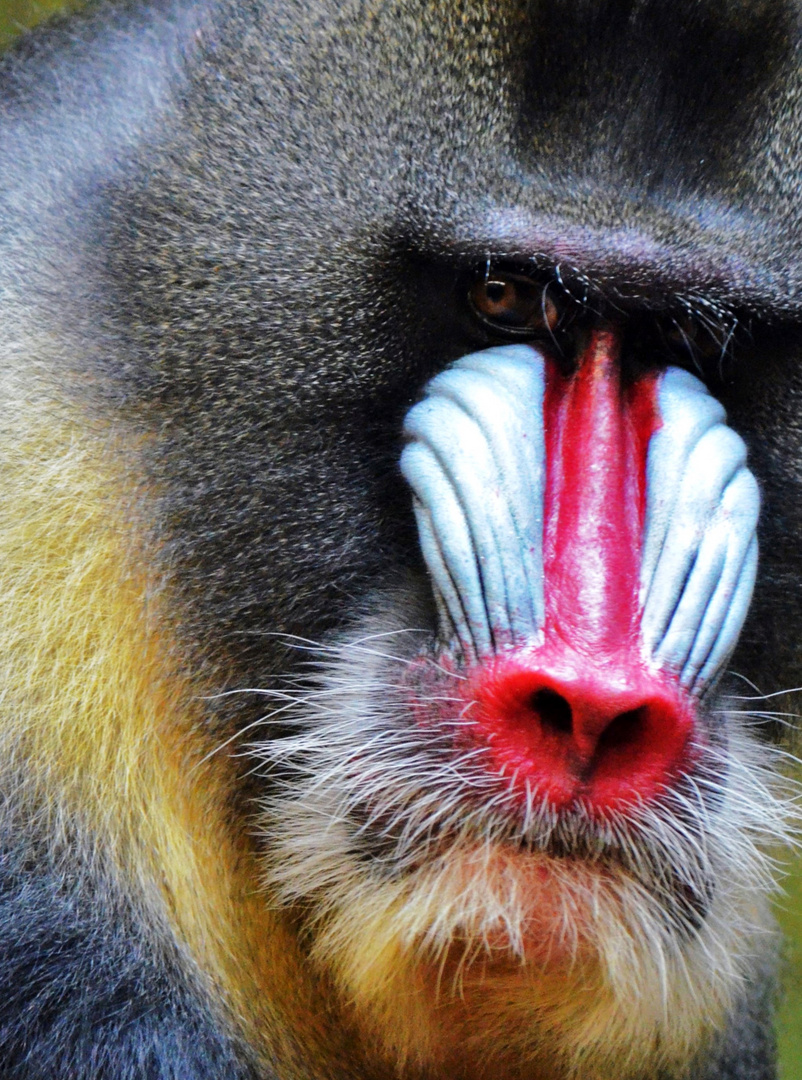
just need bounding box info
[596,706,647,754]
[530,688,572,735]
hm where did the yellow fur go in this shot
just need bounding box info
[0,388,363,1077]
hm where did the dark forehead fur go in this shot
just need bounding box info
[3,0,802,694]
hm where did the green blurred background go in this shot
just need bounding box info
[0,0,79,47]
[1,0,801,1074]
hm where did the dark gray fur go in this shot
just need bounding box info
[1,0,801,1076]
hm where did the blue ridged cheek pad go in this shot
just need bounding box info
[401,346,547,659]
[640,366,760,691]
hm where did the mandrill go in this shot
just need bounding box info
[0,1,799,1078]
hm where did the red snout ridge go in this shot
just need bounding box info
[467,330,695,812]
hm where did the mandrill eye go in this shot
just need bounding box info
[469,272,560,337]
[664,313,730,363]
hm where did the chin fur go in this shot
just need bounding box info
[251,587,800,1079]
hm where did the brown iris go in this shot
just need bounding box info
[469,272,560,337]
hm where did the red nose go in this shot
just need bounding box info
[466,330,695,813]
[470,653,694,812]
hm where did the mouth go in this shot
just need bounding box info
[252,604,784,940]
